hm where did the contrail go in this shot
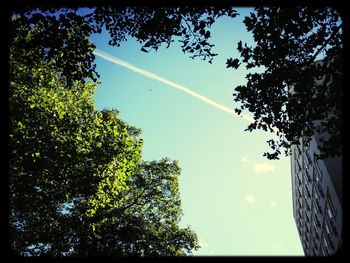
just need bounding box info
[94,48,256,123]
[94,49,281,135]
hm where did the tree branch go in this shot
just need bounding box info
[309,24,342,63]
[120,189,146,212]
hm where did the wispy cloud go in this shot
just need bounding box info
[253,163,275,175]
[93,49,257,123]
[270,201,278,208]
[196,237,215,255]
[240,155,251,164]
[244,194,256,204]
[241,156,275,176]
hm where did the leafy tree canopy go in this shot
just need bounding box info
[227,7,343,159]
[10,6,237,85]
[9,19,199,256]
[10,5,343,159]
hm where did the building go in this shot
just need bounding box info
[290,132,342,256]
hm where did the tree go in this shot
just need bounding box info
[11,6,343,160]
[226,7,343,159]
[9,5,344,254]
[10,6,237,85]
[75,159,199,256]
[9,20,198,256]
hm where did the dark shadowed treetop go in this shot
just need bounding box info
[10,6,237,85]
[227,7,343,159]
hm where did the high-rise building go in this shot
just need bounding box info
[290,132,342,256]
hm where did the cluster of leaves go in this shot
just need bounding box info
[10,9,99,85]
[12,5,237,83]
[11,6,343,161]
[9,18,198,256]
[78,159,199,256]
[10,5,343,256]
[88,6,237,63]
[226,7,343,159]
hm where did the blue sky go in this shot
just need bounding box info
[89,8,304,256]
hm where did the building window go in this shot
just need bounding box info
[321,244,327,256]
[326,234,335,252]
[313,224,320,239]
[307,152,313,167]
[295,174,302,187]
[325,208,338,237]
[330,220,338,237]
[305,186,311,199]
[315,167,322,184]
[297,158,302,173]
[315,199,323,215]
[323,237,330,255]
[313,236,319,250]
[297,198,302,210]
[297,143,302,155]
[326,193,337,220]
[325,219,331,236]
[297,226,302,237]
[298,208,303,218]
[305,222,309,233]
[316,182,325,198]
[305,212,310,224]
[305,168,312,183]
[314,161,323,182]
[305,200,310,211]
[297,186,301,198]
[326,205,334,221]
[314,214,321,229]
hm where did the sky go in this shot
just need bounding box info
[89,8,304,256]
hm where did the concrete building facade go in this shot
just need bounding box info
[290,135,342,256]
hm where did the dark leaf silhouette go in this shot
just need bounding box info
[229,7,343,159]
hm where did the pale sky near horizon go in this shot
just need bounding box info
[89,8,304,256]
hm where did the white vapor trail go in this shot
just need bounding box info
[93,48,257,124]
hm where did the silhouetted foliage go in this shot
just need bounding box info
[227,7,343,159]
[12,6,343,160]
[10,6,237,86]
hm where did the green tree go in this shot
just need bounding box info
[226,7,343,159]
[74,159,199,256]
[9,20,198,256]
[9,5,343,255]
